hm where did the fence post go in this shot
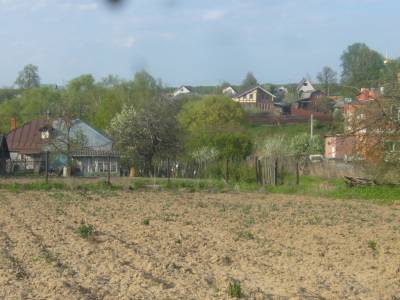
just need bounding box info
[255,157,259,184]
[274,159,278,186]
[45,151,49,184]
[296,161,299,185]
[167,157,170,184]
[225,159,229,182]
[107,155,111,185]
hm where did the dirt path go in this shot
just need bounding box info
[0,191,399,299]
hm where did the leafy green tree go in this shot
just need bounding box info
[341,43,384,88]
[109,97,181,176]
[214,132,252,180]
[178,95,251,180]
[316,66,337,96]
[381,58,400,96]
[241,72,258,91]
[18,87,61,121]
[62,74,99,120]
[15,64,40,89]
[129,71,161,108]
[290,134,323,158]
[0,99,21,132]
[178,95,247,149]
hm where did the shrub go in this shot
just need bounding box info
[76,224,94,239]
[228,280,242,298]
[143,218,150,225]
[368,240,378,254]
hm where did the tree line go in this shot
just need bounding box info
[0,42,399,180]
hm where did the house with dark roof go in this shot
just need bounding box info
[295,78,333,113]
[232,85,276,112]
[0,134,10,174]
[6,118,119,176]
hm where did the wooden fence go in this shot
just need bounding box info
[255,156,300,186]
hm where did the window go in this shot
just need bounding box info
[41,130,49,140]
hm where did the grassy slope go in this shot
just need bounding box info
[249,123,331,145]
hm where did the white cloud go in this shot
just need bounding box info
[115,36,137,48]
[0,0,49,12]
[203,10,226,21]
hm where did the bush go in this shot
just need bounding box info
[228,280,242,298]
[76,224,94,239]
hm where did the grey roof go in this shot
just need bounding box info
[52,119,112,151]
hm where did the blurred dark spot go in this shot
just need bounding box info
[104,0,125,9]
[162,0,179,9]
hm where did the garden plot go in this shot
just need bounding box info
[0,191,399,299]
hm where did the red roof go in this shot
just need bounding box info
[356,89,377,101]
[6,119,50,154]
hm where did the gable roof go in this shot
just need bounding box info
[52,119,112,151]
[297,78,315,93]
[176,85,193,92]
[6,118,112,155]
[223,86,238,93]
[234,85,276,99]
[6,119,50,154]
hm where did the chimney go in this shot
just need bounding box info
[10,117,16,131]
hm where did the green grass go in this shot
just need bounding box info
[0,182,66,192]
[76,224,94,239]
[228,280,243,298]
[250,123,331,145]
[0,175,398,204]
[267,176,400,204]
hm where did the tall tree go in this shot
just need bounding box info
[241,72,258,91]
[62,74,98,120]
[178,95,251,180]
[341,43,384,88]
[15,64,40,89]
[109,97,181,176]
[316,66,337,96]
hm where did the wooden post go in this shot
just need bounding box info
[274,159,278,186]
[255,157,259,184]
[296,161,300,185]
[107,155,111,185]
[167,157,171,184]
[225,159,229,182]
[45,151,49,184]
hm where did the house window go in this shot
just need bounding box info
[249,94,253,100]
[41,130,50,140]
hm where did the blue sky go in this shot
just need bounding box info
[0,0,399,87]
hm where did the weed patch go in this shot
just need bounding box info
[228,279,242,298]
[76,224,94,239]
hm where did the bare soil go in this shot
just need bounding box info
[0,190,399,299]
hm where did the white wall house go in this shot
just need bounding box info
[173,85,193,97]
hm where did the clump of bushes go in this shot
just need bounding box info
[76,224,94,239]
[228,279,242,298]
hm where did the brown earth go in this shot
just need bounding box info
[0,190,399,299]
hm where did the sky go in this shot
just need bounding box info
[0,0,400,87]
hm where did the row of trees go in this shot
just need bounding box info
[1,42,399,180]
